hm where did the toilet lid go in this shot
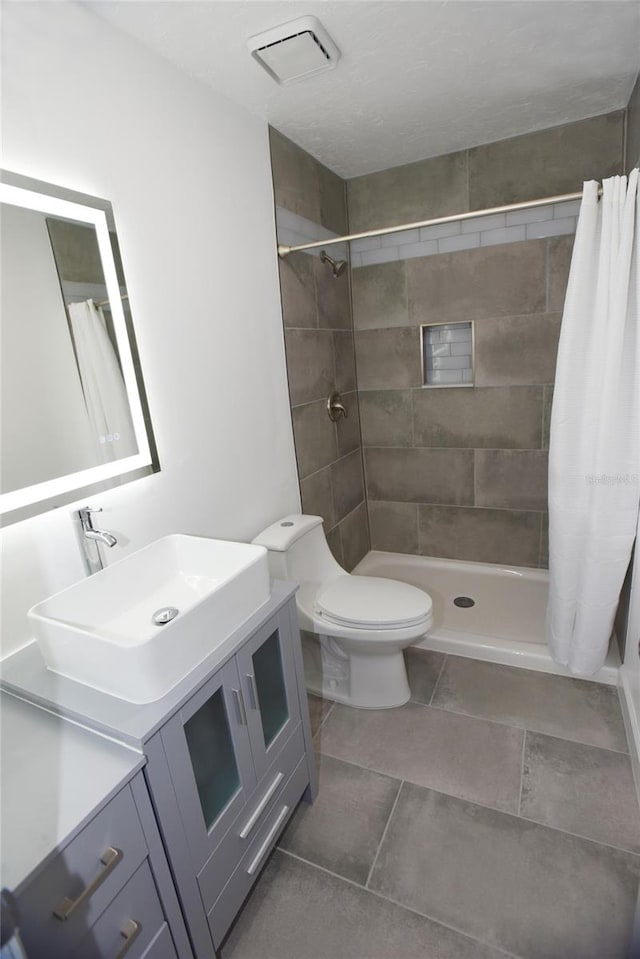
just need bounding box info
[315,576,432,629]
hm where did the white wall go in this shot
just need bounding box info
[1,3,300,658]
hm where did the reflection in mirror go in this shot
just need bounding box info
[0,172,158,524]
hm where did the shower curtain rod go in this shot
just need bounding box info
[277,187,602,258]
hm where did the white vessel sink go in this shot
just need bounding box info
[28,535,270,704]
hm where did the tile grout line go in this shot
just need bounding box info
[364,779,404,888]
[421,700,631,755]
[517,730,527,816]
[311,700,336,740]
[316,738,640,858]
[427,654,448,706]
[276,847,523,959]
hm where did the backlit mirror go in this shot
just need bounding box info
[0,171,158,524]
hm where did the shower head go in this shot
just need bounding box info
[320,250,347,278]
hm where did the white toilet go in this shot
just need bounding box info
[252,514,433,709]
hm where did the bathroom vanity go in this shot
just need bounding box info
[1,582,316,958]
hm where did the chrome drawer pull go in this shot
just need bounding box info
[239,772,285,839]
[232,688,247,726]
[245,673,259,711]
[115,919,141,958]
[53,846,122,920]
[246,805,289,876]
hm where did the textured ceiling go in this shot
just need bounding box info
[87,1,640,178]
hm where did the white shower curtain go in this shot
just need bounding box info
[67,300,138,463]
[547,170,640,675]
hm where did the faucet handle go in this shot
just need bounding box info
[327,391,348,422]
[81,506,102,514]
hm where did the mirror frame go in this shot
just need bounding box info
[1,170,158,525]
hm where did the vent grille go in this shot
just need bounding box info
[248,16,340,85]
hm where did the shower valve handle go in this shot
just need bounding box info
[327,392,348,422]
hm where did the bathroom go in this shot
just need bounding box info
[1,1,640,957]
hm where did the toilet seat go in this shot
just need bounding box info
[315,576,432,631]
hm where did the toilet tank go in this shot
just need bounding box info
[252,514,343,584]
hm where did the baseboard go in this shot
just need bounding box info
[618,666,640,808]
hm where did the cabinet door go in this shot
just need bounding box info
[236,610,301,780]
[161,659,256,870]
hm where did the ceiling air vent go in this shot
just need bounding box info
[247,16,340,85]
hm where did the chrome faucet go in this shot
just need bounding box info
[79,507,118,547]
[77,507,117,573]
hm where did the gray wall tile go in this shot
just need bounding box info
[413,386,543,449]
[272,128,368,570]
[369,501,419,553]
[547,235,574,313]
[285,329,335,406]
[317,162,347,235]
[626,73,640,172]
[474,313,562,387]
[292,401,338,478]
[351,261,408,330]
[407,240,547,323]
[475,449,548,511]
[539,513,549,568]
[365,448,474,505]
[332,331,356,393]
[335,391,362,457]
[469,112,624,208]
[300,466,335,529]
[278,254,316,328]
[339,502,370,571]
[314,256,351,330]
[542,385,554,450]
[269,127,321,223]
[418,505,542,567]
[326,523,344,566]
[359,390,413,447]
[355,328,422,390]
[369,783,639,959]
[331,450,365,522]
[347,149,469,232]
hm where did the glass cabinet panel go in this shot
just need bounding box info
[252,630,289,749]
[184,687,240,831]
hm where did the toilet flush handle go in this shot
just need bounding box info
[327,391,348,422]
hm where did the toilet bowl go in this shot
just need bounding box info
[252,514,433,709]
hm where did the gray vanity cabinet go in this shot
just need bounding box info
[146,598,314,955]
[13,773,193,959]
[235,614,301,780]
[1,584,315,959]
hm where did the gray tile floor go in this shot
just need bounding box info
[221,653,640,959]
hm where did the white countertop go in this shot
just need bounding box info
[0,692,144,893]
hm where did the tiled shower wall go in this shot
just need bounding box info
[347,112,625,568]
[270,129,370,570]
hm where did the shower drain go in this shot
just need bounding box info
[453,596,475,608]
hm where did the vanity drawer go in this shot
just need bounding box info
[70,862,166,959]
[140,924,178,959]
[196,723,304,909]
[19,784,148,958]
[207,754,309,948]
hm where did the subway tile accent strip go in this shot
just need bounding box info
[350,199,578,268]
